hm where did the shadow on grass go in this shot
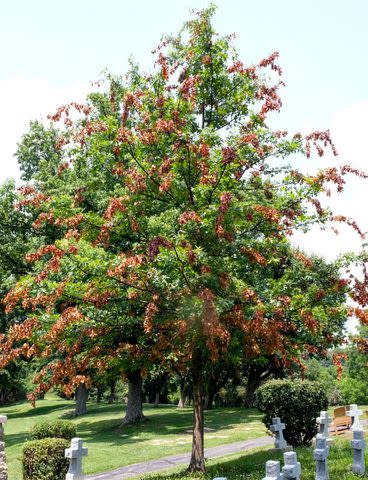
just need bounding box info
[3,400,264,450]
[74,406,264,448]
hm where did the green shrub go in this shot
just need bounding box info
[256,379,328,446]
[30,419,76,441]
[22,438,69,480]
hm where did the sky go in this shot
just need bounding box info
[1,0,368,331]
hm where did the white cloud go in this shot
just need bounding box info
[0,75,90,182]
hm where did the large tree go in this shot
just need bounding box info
[1,6,364,472]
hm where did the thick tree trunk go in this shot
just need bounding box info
[121,371,145,425]
[188,352,205,472]
[244,365,263,408]
[108,379,117,404]
[177,379,187,408]
[74,384,88,415]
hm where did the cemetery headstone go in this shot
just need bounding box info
[351,430,366,475]
[317,411,332,439]
[282,451,301,480]
[347,404,363,432]
[270,417,288,450]
[313,434,329,480]
[65,437,88,480]
[263,460,284,480]
[0,416,8,480]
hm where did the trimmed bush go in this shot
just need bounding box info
[256,379,328,446]
[30,419,76,441]
[22,438,69,480]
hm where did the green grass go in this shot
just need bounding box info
[144,437,368,480]
[2,393,266,479]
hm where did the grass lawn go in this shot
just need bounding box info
[2,393,266,479]
[144,437,368,480]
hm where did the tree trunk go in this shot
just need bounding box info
[203,391,215,410]
[96,385,104,403]
[188,351,205,472]
[177,379,187,408]
[153,390,160,408]
[121,371,145,425]
[244,366,262,408]
[74,384,88,415]
[108,379,117,404]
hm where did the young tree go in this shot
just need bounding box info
[1,6,364,472]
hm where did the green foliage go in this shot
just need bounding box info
[30,419,76,440]
[22,437,69,480]
[256,379,328,446]
[15,120,63,181]
[303,357,344,406]
[339,374,368,404]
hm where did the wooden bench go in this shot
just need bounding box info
[331,406,352,435]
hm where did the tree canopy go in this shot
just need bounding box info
[1,5,366,472]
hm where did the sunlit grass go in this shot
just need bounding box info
[2,393,266,479]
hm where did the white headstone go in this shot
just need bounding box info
[263,460,284,480]
[313,434,329,480]
[0,415,8,480]
[347,404,363,432]
[270,417,288,450]
[65,437,88,480]
[351,430,366,474]
[282,451,301,480]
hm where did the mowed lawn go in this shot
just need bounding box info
[145,437,368,480]
[2,393,266,479]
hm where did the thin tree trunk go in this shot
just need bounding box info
[153,391,160,408]
[108,379,117,404]
[96,385,104,403]
[121,371,145,425]
[177,379,187,408]
[188,351,205,473]
[74,384,88,415]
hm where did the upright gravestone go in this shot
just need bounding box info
[0,416,8,480]
[270,417,288,450]
[347,404,363,432]
[282,451,301,480]
[65,437,88,480]
[317,411,332,445]
[351,430,366,475]
[313,434,329,480]
[263,460,284,480]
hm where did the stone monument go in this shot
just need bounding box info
[313,434,329,480]
[270,417,289,450]
[0,415,8,480]
[347,404,363,432]
[351,430,366,475]
[65,437,88,480]
[282,451,301,480]
[263,460,284,480]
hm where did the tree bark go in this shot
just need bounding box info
[108,379,117,404]
[188,351,205,472]
[177,379,187,408]
[121,371,145,425]
[153,391,160,408]
[74,383,88,415]
[96,385,104,403]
